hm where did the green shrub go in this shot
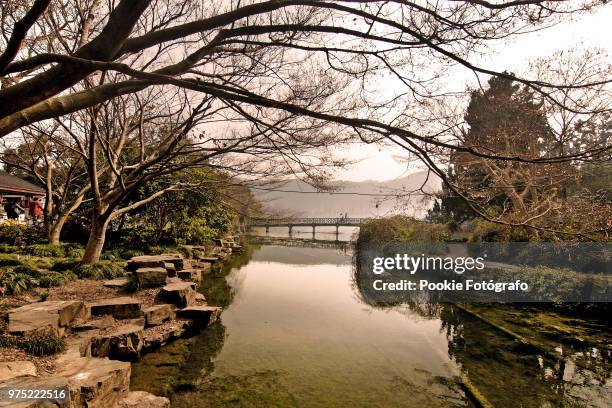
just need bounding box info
[0,254,24,267]
[32,257,53,270]
[19,242,83,258]
[468,219,535,242]
[0,244,20,253]
[0,271,35,295]
[50,259,81,272]
[39,271,77,288]
[39,290,50,301]
[0,223,28,245]
[118,249,145,260]
[64,246,85,259]
[24,244,65,258]
[147,245,197,259]
[0,333,66,356]
[9,264,39,276]
[0,254,44,273]
[73,261,127,280]
[147,246,176,255]
[175,246,194,258]
[357,216,451,245]
[21,333,66,356]
[0,223,45,245]
[100,249,122,261]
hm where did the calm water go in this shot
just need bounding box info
[131,243,611,407]
[249,226,359,242]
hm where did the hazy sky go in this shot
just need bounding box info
[335,5,612,182]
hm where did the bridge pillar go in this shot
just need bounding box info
[335,225,339,236]
[265,225,269,233]
[288,224,293,235]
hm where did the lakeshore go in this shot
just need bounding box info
[0,240,239,407]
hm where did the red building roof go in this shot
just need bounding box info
[0,170,44,196]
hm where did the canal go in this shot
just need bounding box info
[131,242,611,407]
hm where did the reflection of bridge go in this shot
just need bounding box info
[248,217,367,235]
[249,235,353,250]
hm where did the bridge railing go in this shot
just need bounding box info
[248,217,368,226]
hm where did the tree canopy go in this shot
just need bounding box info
[0,0,610,250]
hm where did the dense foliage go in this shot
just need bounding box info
[115,168,235,247]
[0,222,46,246]
[357,216,451,246]
[429,76,611,240]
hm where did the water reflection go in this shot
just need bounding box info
[250,226,359,242]
[438,304,611,407]
[352,256,611,407]
[131,243,611,408]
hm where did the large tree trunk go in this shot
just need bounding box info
[47,223,62,246]
[47,214,70,245]
[82,216,109,264]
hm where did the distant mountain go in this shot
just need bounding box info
[252,171,440,219]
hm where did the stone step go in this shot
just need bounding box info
[176,306,222,328]
[126,256,167,270]
[159,282,196,308]
[118,391,170,408]
[176,268,202,283]
[164,276,182,285]
[73,315,116,332]
[58,355,131,407]
[157,253,184,270]
[199,256,219,264]
[134,267,168,288]
[142,319,194,351]
[90,324,144,361]
[64,330,101,358]
[89,297,142,319]
[8,300,87,337]
[143,304,175,327]
[127,254,184,275]
[0,375,70,407]
[213,238,240,249]
[182,245,206,259]
[212,247,230,259]
[163,262,176,277]
[103,277,131,288]
[123,317,146,327]
[0,361,37,383]
[0,356,131,408]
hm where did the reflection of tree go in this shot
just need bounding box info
[350,247,610,408]
[132,245,258,397]
[169,242,302,407]
[437,304,610,408]
[351,246,446,309]
[176,321,228,385]
[198,243,258,307]
[132,322,230,403]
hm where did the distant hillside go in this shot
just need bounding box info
[252,171,440,219]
